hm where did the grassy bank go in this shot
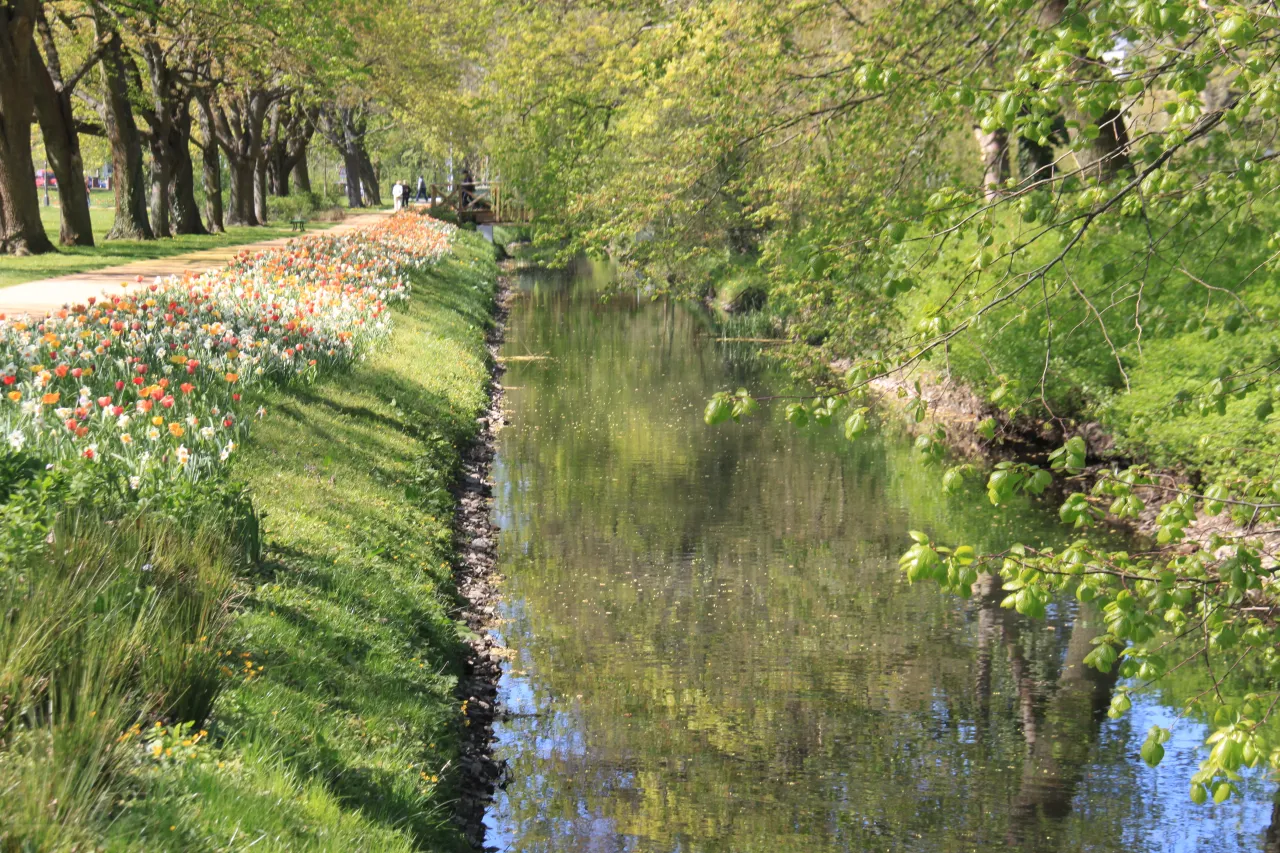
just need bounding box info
[0,228,497,849]
[750,202,1280,489]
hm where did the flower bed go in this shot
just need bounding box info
[0,212,454,492]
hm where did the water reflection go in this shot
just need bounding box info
[485,260,1273,852]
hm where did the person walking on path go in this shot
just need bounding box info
[416,175,428,203]
[392,181,404,211]
[459,168,475,210]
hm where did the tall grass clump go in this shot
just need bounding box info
[0,505,241,847]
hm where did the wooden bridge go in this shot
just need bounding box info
[426,181,530,225]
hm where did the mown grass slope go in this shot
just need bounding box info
[0,229,498,851]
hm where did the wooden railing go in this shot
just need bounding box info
[425,181,530,224]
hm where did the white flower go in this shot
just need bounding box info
[147,427,160,441]
[117,414,131,429]
[256,406,267,419]
[79,386,91,398]
[129,475,141,490]
[8,429,24,451]
[176,444,190,465]
[186,414,198,427]
[121,433,133,444]
[200,426,215,440]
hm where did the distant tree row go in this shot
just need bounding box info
[0,0,478,254]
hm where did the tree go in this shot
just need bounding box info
[206,84,280,226]
[30,0,95,246]
[265,96,314,197]
[481,0,1280,803]
[166,95,205,234]
[194,92,222,232]
[319,105,373,208]
[0,0,55,255]
[89,4,151,240]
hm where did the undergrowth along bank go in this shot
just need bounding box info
[0,216,499,850]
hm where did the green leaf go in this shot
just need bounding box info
[844,409,869,440]
[704,394,733,426]
[1140,739,1165,768]
[1204,483,1229,516]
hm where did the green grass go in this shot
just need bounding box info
[886,203,1280,484]
[0,199,342,289]
[113,231,495,850]
[0,230,499,850]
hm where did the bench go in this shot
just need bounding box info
[290,217,306,232]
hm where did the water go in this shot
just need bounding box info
[485,260,1277,852]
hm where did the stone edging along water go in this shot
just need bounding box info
[450,271,517,850]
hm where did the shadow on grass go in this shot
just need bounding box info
[216,241,497,850]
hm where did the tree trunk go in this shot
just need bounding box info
[148,136,171,237]
[168,102,205,235]
[358,148,380,206]
[0,0,55,255]
[196,97,223,233]
[1016,106,1067,185]
[973,126,1009,201]
[1075,107,1132,181]
[1035,0,1131,182]
[341,150,364,207]
[95,21,151,240]
[319,106,373,208]
[206,87,276,227]
[29,46,92,246]
[253,155,267,223]
[292,152,311,194]
[226,155,256,226]
[268,154,289,196]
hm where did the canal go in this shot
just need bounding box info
[484,259,1277,852]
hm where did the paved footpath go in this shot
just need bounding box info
[0,210,391,320]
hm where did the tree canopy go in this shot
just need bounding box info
[477,0,1280,805]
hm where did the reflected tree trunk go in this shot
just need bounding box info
[1006,605,1118,848]
[1263,799,1280,853]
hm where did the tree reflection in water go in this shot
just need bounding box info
[485,260,1273,853]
